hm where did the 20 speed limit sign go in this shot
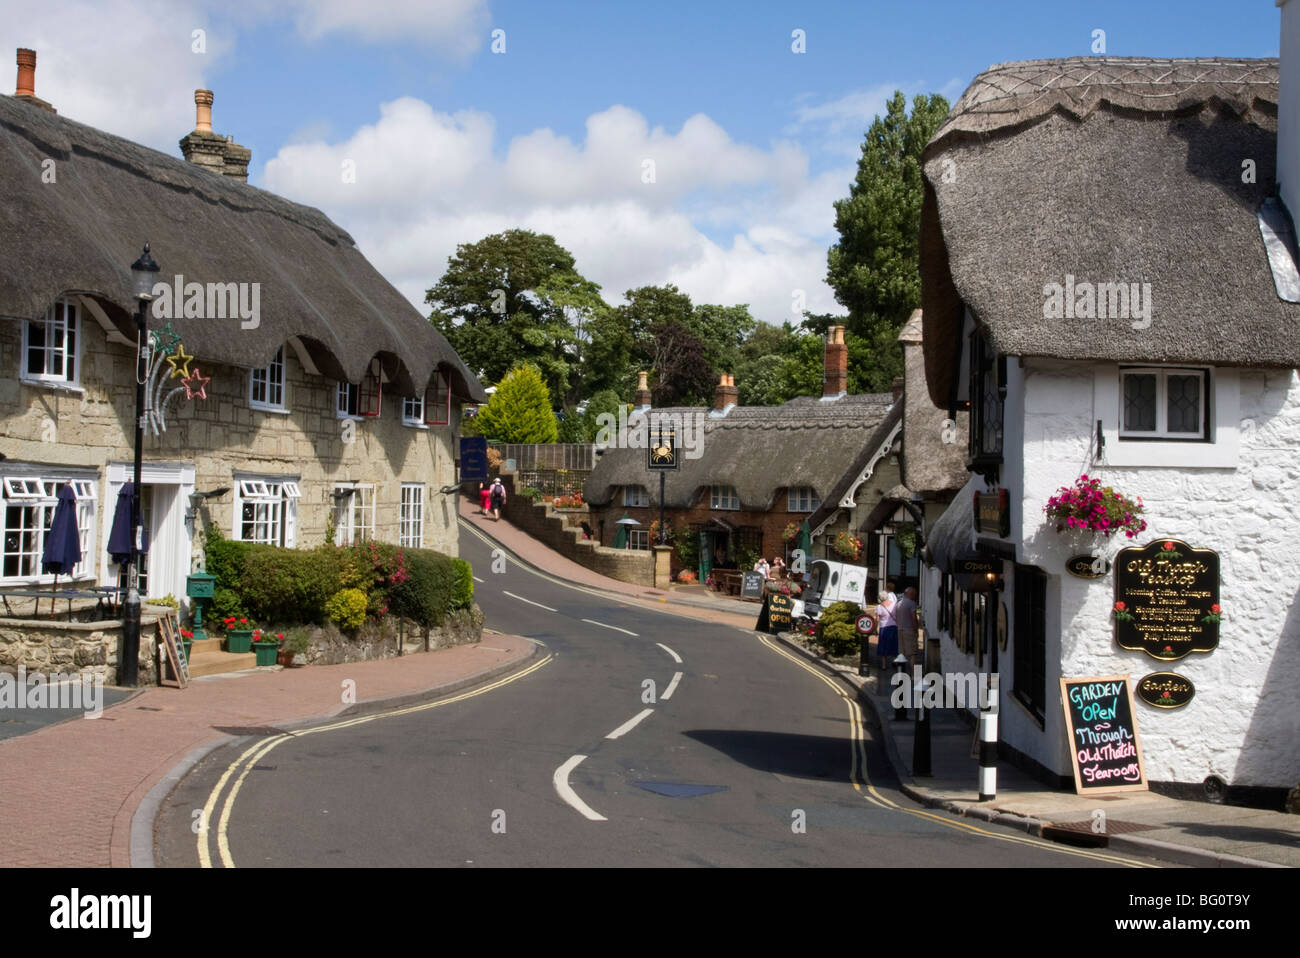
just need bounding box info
[855,613,876,636]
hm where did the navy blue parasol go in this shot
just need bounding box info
[107,482,148,565]
[41,484,82,574]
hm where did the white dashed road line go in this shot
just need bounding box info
[581,618,638,636]
[553,755,607,821]
[605,708,654,740]
[661,671,683,700]
[502,591,557,612]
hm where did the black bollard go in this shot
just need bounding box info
[913,671,932,775]
[893,654,908,721]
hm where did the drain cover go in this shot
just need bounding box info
[631,781,728,798]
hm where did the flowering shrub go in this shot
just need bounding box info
[325,588,368,631]
[1044,475,1146,538]
[782,522,799,542]
[675,569,697,584]
[553,489,585,509]
[832,531,863,561]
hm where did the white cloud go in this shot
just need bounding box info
[264,98,846,324]
[278,0,488,56]
[0,0,230,150]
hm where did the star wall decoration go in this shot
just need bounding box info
[150,322,181,357]
[181,367,210,401]
[166,344,194,379]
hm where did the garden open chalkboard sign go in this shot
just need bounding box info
[1059,674,1147,794]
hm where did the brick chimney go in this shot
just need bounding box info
[13,49,56,113]
[822,325,847,399]
[713,373,738,415]
[891,376,905,403]
[633,370,652,410]
[179,89,251,182]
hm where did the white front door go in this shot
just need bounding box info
[103,463,194,606]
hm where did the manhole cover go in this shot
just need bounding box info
[212,725,284,737]
[631,782,729,798]
[1049,819,1160,836]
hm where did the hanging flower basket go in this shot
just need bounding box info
[832,531,863,561]
[782,522,799,543]
[1044,475,1146,538]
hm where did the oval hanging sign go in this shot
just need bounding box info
[1066,555,1110,578]
[1136,672,1195,710]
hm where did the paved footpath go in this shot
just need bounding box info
[0,633,533,867]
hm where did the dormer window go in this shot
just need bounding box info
[623,485,650,507]
[249,346,286,411]
[337,360,382,419]
[968,328,1005,480]
[21,298,80,387]
[710,485,740,510]
[404,369,451,427]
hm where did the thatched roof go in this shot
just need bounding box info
[0,94,486,402]
[583,393,895,509]
[923,489,974,573]
[803,402,902,533]
[898,310,967,495]
[920,57,1298,406]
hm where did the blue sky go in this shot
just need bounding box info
[1,1,1285,322]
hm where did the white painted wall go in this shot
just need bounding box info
[1017,360,1300,788]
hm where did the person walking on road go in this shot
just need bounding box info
[876,590,898,674]
[489,478,507,521]
[478,482,492,515]
[896,586,920,668]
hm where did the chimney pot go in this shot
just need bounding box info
[714,372,738,413]
[15,48,35,97]
[194,89,214,133]
[634,370,652,409]
[823,325,848,398]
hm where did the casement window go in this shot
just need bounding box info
[337,361,383,418]
[1,475,97,582]
[787,486,820,512]
[400,483,424,548]
[1119,367,1210,441]
[332,483,375,545]
[623,485,650,508]
[249,346,286,411]
[1012,564,1048,723]
[968,328,1005,478]
[234,477,299,547]
[628,528,650,550]
[710,485,740,510]
[21,298,80,387]
[424,369,451,426]
[401,395,424,426]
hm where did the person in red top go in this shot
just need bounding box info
[478,482,492,515]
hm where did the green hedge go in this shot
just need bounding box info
[205,534,474,631]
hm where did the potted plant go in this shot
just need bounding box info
[832,531,863,561]
[179,627,194,663]
[278,629,311,667]
[1044,474,1146,538]
[251,628,279,667]
[224,616,254,653]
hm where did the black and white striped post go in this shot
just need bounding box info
[978,673,999,800]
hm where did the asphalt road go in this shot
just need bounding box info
[153,521,1164,868]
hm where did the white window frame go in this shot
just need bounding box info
[1119,367,1209,441]
[233,475,299,547]
[249,346,287,412]
[623,485,650,507]
[400,483,424,548]
[629,529,650,550]
[710,485,740,511]
[1,471,98,584]
[1092,364,1238,469]
[333,482,376,546]
[402,394,426,427]
[787,486,820,512]
[21,298,81,388]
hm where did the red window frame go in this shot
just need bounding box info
[424,369,451,426]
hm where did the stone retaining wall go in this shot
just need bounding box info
[0,612,161,685]
[304,606,484,666]
[490,469,659,587]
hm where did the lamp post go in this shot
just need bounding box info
[121,243,159,687]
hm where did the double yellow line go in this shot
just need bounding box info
[196,652,553,868]
[753,633,1156,868]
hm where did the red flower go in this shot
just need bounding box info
[1161,691,1171,699]
[1164,645,1173,652]
[1163,541,1175,551]
[1114,601,1126,612]
[1210,604,1221,614]
[239,618,248,625]
[276,633,285,640]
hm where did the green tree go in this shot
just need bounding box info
[426,230,602,403]
[475,363,559,443]
[826,91,948,382]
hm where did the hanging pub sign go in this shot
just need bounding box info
[1136,672,1196,710]
[1065,554,1110,579]
[1113,538,1220,661]
[647,423,679,471]
[1059,675,1148,794]
[972,487,1010,537]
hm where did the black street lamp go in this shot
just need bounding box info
[121,243,158,686]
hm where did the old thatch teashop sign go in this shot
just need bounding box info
[1113,538,1220,661]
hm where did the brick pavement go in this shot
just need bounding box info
[0,633,533,867]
